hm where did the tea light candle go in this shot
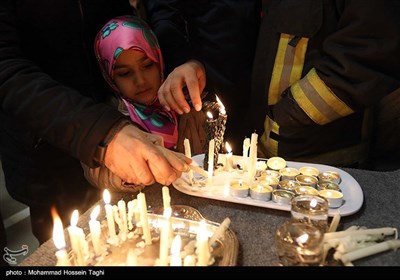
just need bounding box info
[294,185,319,196]
[318,189,344,208]
[264,169,281,179]
[318,171,341,184]
[255,161,268,177]
[317,181,341,192]
[279,167,300,181]
[103,189,117,243]
[52,208,71,266]
[250,184,273,201]
[279,179,300,193]
[299,166,320,177]
[296,174,318,188]
[272,189,295,205]
[229,180,250,198]
[267,156,286,171]
[89,205,103,256]
[258,176,280,189]
[242,137,251,171]
[170,234,182,266]
[290,195,329,233]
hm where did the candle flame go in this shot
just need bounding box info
[171,234,182,256]
[206,111,213,119]
[103,189,111,204]
[70,209,79,227]
[225,142,232,153]
[215,95,226,115]
[296,233,309,245]
[310,198,318,208]
[90,205,100,221]
[51,207,66,249]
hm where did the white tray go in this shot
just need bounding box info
[173,154,364,217]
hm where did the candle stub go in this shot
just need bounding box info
[229,180,250,198]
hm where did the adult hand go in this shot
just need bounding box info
[158,59,206,114]
[104,124,191,186]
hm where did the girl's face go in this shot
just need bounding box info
[113,49,161,105]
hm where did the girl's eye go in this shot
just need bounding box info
[116,71,130,77]
[143,60,154,68]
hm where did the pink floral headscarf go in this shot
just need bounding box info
[94,15,177,149]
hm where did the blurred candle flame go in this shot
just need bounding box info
[103,189,111,204]
[52,207,66,249]
[216,95,226,115]
[310,198,318,208]
[90,205,100,221]
[70,209,79,227]
[206,111,213,119]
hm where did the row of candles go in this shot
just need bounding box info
[51,187,214,266]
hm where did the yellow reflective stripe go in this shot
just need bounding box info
[269,35,308,105]
[292,68,354,125]
[269,34,290,105]
[261,117,279,157]
[290,37,308,84]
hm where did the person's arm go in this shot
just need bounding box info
[272,1,400,128]
[0,2,190,186]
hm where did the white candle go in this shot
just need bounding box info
[224,142,233,172]
[196,220,210,266]
[138,192,152,245]
[126,249,138,266]
[242,137,250,171]
[118,199,128,240]
[170,235,182,266]
[127,200,134,230]
[162,186,171,210]
[184,138,194,185]
[324,227,398,241]
[246,132,258,182]
[267,157,286,171]
[328,213,341,233]
[207,139,215,184]
[67,210,88,266]
[89,205,103,256]
[103,189,117,243]
[209,217,231,247]
[52,209,71,266]
[339,239,400,264]
[159,207,172,266]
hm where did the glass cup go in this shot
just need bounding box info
[275,220,324,266]
[290,195,329,233]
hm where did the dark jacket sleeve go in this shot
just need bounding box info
[273,0,400,127]
[0,2,126,167]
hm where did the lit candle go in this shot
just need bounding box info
[52,208,71,266]
[159,207,172,266]
[196,220,210,266]
[162,186,171,210]
[224,141,233,172]
[103,189,117,243]
[246,132,258,182]
[89,205,103,256]
[184,138,194,185]
[138,192,152,245]
[207,138,215,184]
[229,179,249,198]
[183,255,196,266]
[67,210,88,266]
[242,137,250,171]
[170,235,182,266]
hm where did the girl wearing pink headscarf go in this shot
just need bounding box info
[82,15,205,192]
[95,15,178,149]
